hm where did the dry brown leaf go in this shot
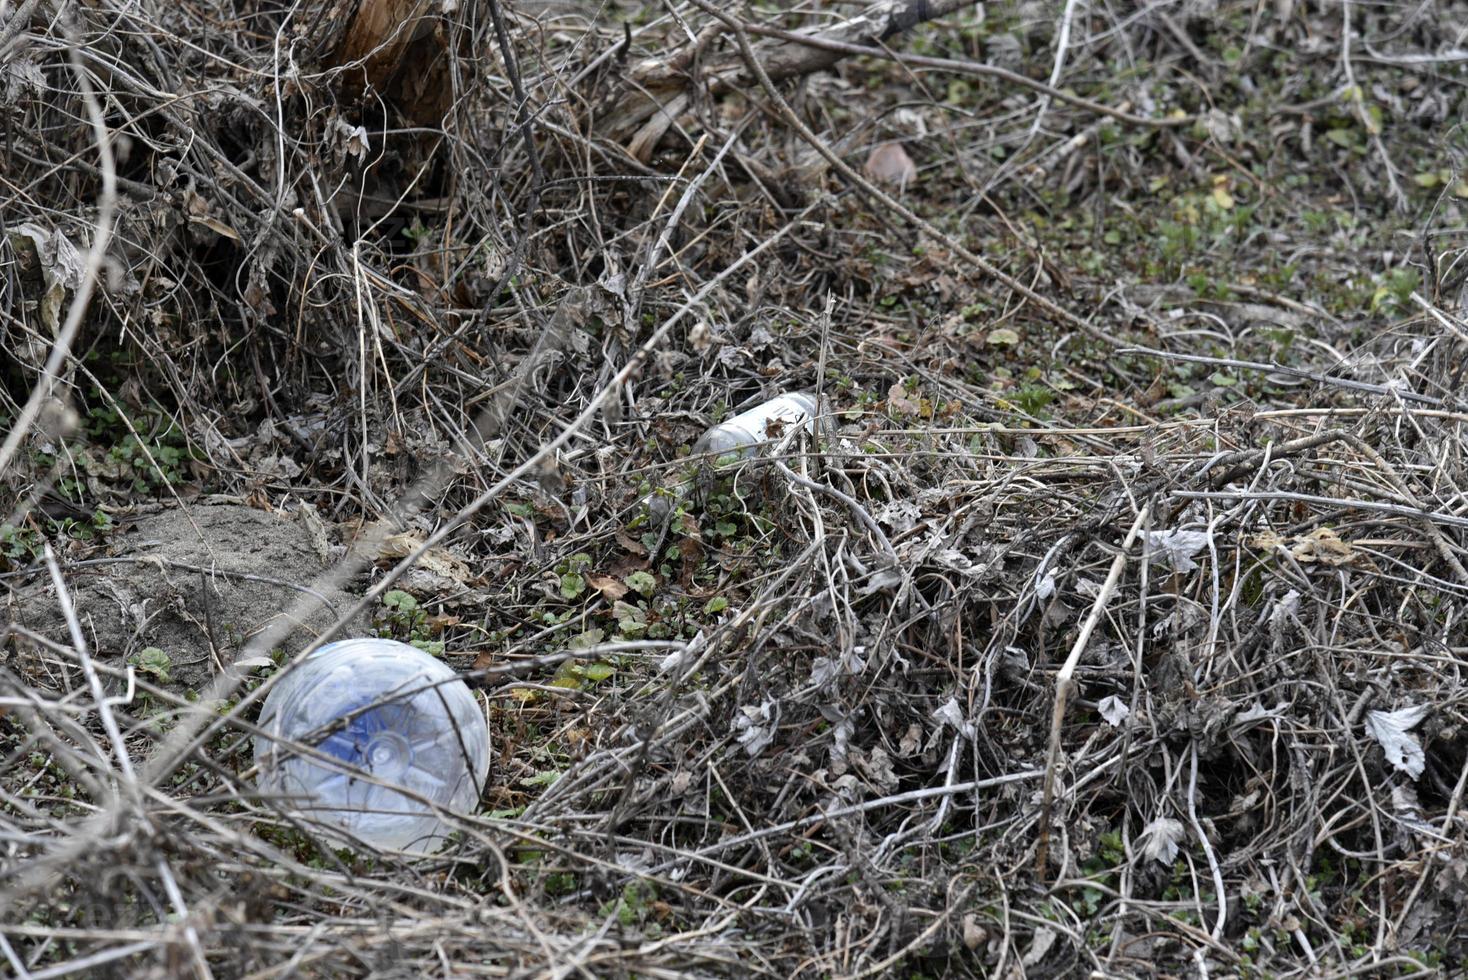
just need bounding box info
[864,141,916,188]
[1249,530,1284,551]
[380,530,472,582]
[608,551,650,578]
[1289,527,1355,565]
[586,573,629,601]
[887,381,922,417]
[188,213,242,241]
[425,612,461,632]
[1253,528,1357,566]
[614,528,648,555]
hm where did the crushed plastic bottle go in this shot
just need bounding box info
[691,392,820,459]
[254,638,489,854]
[643,392,821,519]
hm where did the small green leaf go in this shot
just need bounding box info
[1362,103,1383,135]
[520,770,561,788]
[383,590,417,613]
[704,596,729,615]
[132,646,172,683]
[625,570,657,596]
[612,600,645,623]
[568,628,605,650]
[613,600,648,637]
[582,663,615,682]
[487,806,525,820]
[986,327,1020,346]
[560,572,586,599]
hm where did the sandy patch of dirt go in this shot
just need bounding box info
[6,504,365,691]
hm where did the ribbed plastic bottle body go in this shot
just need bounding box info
[253,638,489,853]
[691,392,819,459]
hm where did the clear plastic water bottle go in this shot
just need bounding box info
[692,392,820,459]
[254,638,489,854]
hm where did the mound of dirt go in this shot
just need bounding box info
[5,504,365,691]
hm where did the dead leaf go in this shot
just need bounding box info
[188,213,242,241]
[587,573,628,601]
[897,723,922,757]
[1143,528,1211,573]
[887,381,922,417]
[678,536,704,588]
[10,223,83,336]
[734,700,777,756]
[962,913,987,952]
[425,612,462,632]
[1290,527,1355,565]
[1140,817,1187,865]
[874,499,921,533]
[1022,926,1056,967]
[608,551,649,578]
[931,698,974,739]
[1249,530,1284,551]
[614,528,648,556]
[1099,695,1130,727]
[864,141,916,188]
[334,118,370,160]
[1255,528,1357,566]
[1366,704,1429,779]
[380,530,472,583]
[854,745,898,792]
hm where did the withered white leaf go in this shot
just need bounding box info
[1366,704,1429,779]
[1140,817,1188,865]
[1035,571,1057,600]
[1142,529,1211,573]
[1021,926,1056,967]
[1234,701,1286,727]
[1098,695,1130,727]
[734,700,777,756]
[874,498,921,533]
[931,698,974,739]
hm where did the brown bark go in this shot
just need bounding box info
[328,0,451,126]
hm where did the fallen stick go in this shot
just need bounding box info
[1035,503,1150,876]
